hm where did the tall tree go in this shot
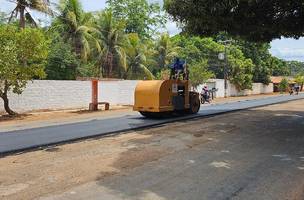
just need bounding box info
[228,45,254,90]
[165,0,304,42]
[95,10,127,78]
[153,33,180,74]
[125,33,154,80]
[189,59,214,89]
[0,26,48,115]
[270,57,290,76]
[236,41,273,84]
[7,0,52,28]
[171,35,224,68]
[106,0,166,39]
[287,61,304,75]
[167,34,254,90]
[54,0,99,62]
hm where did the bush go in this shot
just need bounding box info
[279,78,289,93]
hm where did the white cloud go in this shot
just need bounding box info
[270,47,304,61]
[271,37,304,61]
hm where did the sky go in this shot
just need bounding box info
[1,0,303,62]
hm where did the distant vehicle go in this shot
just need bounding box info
[200,86,211,104]
[295,85,300,95]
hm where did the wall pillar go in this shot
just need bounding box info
[89,79,98,111]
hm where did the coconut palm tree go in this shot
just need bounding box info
[8,0,53,28]
[95,10,127,78]
[124,33,154,80]
[154,33,180,70]
[54,0,100,61]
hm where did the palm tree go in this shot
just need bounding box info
[8,0,53,28]
[54,0,100,61]
[125,33,154,80]
[154,33,180,71]
[295,73,304,91]
[95,10,127,78]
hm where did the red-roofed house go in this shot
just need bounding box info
[270,76,295,92]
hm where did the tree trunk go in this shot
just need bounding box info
[1,81,16,116]
[123,64,132,80]
[19,5,26,29]
[74,38,82,59]
[102,57,108,78]
[1,93,16,116]
[108,53,113,78]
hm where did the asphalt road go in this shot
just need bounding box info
[0,94,303,155]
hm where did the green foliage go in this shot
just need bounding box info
[165,0,304,42]
[235,41,272,84]
[286,61,304,75]
[95,10,127,78]
[106,0,166,39]
[0,25,48,114]
[270,57,290,76]
[1,0,294,87]
[189,59,214,89]
[77,62,100,78]
[294,73,304,91]
[171,35,254,90]
[125,33,154,80]
[54,0,99,61]
[279,78,289,93]
[0,26,48,89]
[235,39,293,84]
[45,37,80,80]
[152,33,180,74]
[295,74,304,84]
[227,46,254,90]
[171,35,223,71]
[172,35,222,59]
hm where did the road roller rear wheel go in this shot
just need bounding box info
[188,92,200,114]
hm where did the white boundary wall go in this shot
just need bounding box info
[0,80,139,113]
[0,79,273,113]
[196,79,273,97]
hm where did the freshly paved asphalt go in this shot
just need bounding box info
[0,94,303,155]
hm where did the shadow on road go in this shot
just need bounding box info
[92,107,304,200]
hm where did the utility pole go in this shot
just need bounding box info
[224,45,228,98]
[218,40,232,98]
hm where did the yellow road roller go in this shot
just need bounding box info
[133,79,200,118]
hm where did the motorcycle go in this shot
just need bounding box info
[200,92,211,104]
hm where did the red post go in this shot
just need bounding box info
[89,79,98,111]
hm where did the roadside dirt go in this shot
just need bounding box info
[0,99,303,200]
